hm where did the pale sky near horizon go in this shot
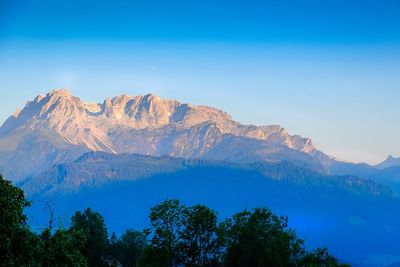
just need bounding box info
[1,0,399,164]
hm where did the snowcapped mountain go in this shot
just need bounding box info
[0,89,322,181]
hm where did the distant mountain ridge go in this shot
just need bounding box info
[376,155,400,169]
[0,89,322,181]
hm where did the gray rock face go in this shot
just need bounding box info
[0,89,319,181]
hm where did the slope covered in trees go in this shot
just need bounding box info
[0,174,348,267]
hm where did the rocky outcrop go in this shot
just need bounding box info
[0,89,319,181]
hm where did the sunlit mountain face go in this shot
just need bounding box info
[0,89,319,181]
[2,1,400,266]
[1,90,400,266]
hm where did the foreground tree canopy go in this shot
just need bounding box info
[0,174,348,267]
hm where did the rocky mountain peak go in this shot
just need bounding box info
[47,88,71,97]
[0,89,319,180]
[11,108,21,118]
[376,155,400,169]
[102,97,113,116]
[33,94,45,103]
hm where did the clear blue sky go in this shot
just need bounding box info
[0,0,399,164]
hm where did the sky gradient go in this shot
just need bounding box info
[0,0,399,164]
